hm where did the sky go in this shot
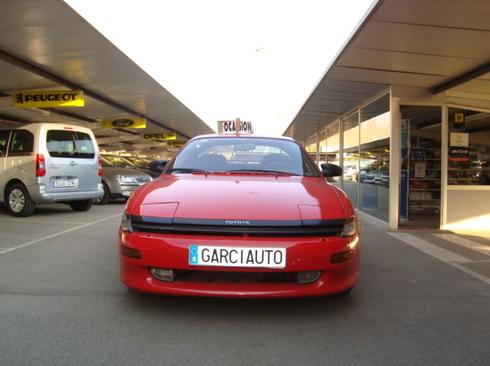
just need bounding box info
[65,0,374,136]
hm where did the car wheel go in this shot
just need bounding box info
[6,183,36,217]
[68,200,93,212]
[94,182,110,205]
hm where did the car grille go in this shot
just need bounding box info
[130,216,345,237]
[172,270,298,284]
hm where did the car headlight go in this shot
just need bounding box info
[116,175,138,184]
[120,213,133,232]
[341,216,357,237]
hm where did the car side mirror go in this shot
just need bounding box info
[321,163,343,177]
[148,160,167,173]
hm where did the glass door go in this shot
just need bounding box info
[399,106,442,229]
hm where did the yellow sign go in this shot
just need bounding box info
[101,118,147,129]
[14,90,85,108]
[454,112,465,123]
[142,132,177,140]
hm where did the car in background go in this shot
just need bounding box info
[0,123,103,217]
[119,134,359,298]
[95,155,152,205]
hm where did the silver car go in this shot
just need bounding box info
[96,155,152,204]
[0,123,104,217]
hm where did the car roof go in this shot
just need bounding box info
[189,134,296,142]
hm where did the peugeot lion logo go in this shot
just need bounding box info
[225,220,251,225]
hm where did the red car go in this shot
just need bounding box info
[119,135,359,298]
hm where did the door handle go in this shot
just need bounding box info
[69,161,78,166]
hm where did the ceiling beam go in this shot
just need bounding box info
[432,60,490,94]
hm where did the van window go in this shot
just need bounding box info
[46,130,95,159]
[0,130,10,157]
[47,130,76,157]
[75,132,96,159]
[8,130,34,156]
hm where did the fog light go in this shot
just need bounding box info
[330,250,353,264]
[39,184,46,193]
[296,271,322,284]
[120,244,141,259]
[150,268,175,282]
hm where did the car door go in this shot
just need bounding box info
[74,130,100,191]
[6,129,35,189]
[44,129,99,193]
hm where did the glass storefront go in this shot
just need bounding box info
[399,106,442,229]
[448,107,490,186]
[303,91,489,230]
[326,121,341,185]
[342,112,359,207]
[359,95,390,221]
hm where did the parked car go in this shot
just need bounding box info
[0,123,103,217]
[95,155,152,204]
[119,134,359,298]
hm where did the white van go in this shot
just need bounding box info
[0,123,104,217]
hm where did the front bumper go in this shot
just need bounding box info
[120,231,359,298]
[29,183,104,203]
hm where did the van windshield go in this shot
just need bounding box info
[46,130,95,159]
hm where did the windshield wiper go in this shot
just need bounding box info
[226,169,299,176]
[168,168,209,174]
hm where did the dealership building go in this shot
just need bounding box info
[285,0,490,233]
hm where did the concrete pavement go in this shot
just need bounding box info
[0,204,488,366]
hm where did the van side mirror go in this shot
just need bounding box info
[321,163,343,177]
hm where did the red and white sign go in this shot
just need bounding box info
[218,118,253,134]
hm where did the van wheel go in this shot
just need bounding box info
[68,200,93,212]
[94,183,110,205]
[6,183,36,217]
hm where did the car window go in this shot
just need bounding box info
[172,137,319,176]
[47,130,96,159]
[47,130,76,158]
[75,132,96,159]
[8,129,34,156]
[0,130,10,157]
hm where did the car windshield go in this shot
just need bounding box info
[171,137,318,176]
[102,155,136,168]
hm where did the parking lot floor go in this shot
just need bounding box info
[0,204,489,366]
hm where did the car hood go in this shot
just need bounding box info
[128,174,349,221]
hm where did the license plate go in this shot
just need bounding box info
[189,245,286,269]
[52,179,78,188]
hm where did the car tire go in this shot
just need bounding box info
[6,183,36,217]
[94,182,110,205]
[68,200,93,212]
